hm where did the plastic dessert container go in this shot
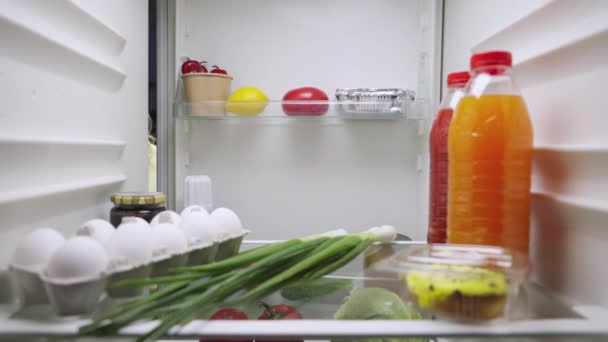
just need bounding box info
[388,244,528,321]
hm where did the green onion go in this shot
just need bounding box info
[112,273,202,288]
[229,234,364,304]
[80,227,396,341]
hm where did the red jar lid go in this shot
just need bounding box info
[470,50,512,69]
[447,71,470,86]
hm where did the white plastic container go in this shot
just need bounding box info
[184,175,213,212]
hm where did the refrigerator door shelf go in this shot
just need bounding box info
[173,100,424,121]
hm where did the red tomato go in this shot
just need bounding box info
[181,59,205,74]
[200,308,252,342]
[211,65,228,75]
[257,302,303,342]
[282,87,329,116]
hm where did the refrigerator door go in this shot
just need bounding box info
[0,0,149,265]
[443,0,608,308]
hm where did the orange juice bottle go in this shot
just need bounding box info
[447,51,533,254]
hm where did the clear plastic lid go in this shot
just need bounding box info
[387,244,530,321]
[394,244,528,273]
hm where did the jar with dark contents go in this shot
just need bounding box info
[110,192,166,227]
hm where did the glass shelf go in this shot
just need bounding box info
[1,241,607,340]
[174,100,424,120]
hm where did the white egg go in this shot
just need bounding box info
[180,205,209,218]
[76,219,115,244]
[151,223,188,255]
[211,208,244,239]
[46,236,108,280]
[117,218,150,235]
[12,228,65,270]
[150,210,182,226]
[106,223,153,266]
[120,216,151,228]
[179,212,220,245]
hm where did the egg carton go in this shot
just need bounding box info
[41,272,107,316]
[150,252,189,278]
[9,265,49,306]
[186,241,219,266]
[106,259,151,299]
[215,230,249,261]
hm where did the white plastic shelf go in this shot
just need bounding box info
[1,242,607,340]
[1,315,607,340]
[173,100,423,121]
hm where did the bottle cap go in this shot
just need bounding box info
[447,71,470,86]
[470,50,512,69]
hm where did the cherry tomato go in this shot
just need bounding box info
[199,308,252,342]
[211,65,228,75]
[257,302,303,342]
[181,59,204,74]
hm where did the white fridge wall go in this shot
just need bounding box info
[178,119,425,240]
[176,0,422,99]
[174,0,440,240]
[0,0,148,265]
[443,0,608,307]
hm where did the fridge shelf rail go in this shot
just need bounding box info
[1,312,607,340]
[174,100,423,120]
[1,241,607,340]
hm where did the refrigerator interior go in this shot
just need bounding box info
[0,0,607,339]
[172,0,441,241]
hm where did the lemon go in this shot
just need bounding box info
[226,87,269,116]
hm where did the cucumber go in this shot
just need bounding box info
[280,278,353,301]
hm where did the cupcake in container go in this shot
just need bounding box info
[41,236,109,316]
[105,219,153,298]
[149,212,189,277]
[10,228,66,306]
[389,244,529,321]
[210,208,249,261]
[179,206,219,266]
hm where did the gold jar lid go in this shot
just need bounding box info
[111,192,166,206]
